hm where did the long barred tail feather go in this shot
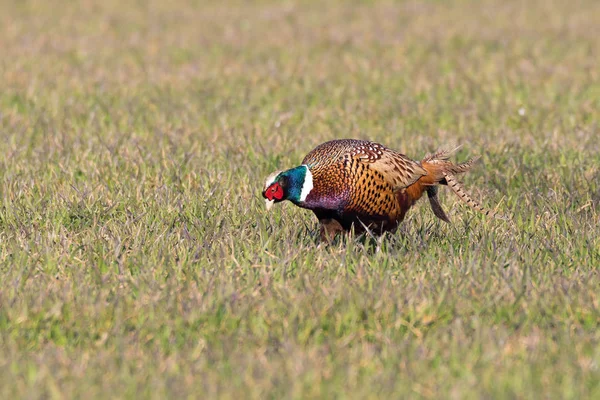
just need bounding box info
[447,157,479,175]
[444,172,505,219]
[419,149,504,221]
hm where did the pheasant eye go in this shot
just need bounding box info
[273,183,284,200]
[264,182,284,201]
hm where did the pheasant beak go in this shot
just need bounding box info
[265,199,275,211]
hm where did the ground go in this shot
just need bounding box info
[0,0,598,398]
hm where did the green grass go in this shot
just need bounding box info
[0,0,599,398]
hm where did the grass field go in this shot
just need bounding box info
[0,0,599,398]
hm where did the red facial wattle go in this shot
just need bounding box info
[265,183,284,201]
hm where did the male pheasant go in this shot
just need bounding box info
[262,139,499,241]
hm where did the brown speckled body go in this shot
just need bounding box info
[299,139,428,238]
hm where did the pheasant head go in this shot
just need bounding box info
[262,165,313,210]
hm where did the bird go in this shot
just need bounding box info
[262,139,501,241]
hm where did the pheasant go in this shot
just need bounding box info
[262,139,500,241]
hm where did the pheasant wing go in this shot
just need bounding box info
[348,142,427,190]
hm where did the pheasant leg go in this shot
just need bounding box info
[319,218,344,242]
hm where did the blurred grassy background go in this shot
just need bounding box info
[0,0,598,398]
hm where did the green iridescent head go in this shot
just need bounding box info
[262,165,313,209]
